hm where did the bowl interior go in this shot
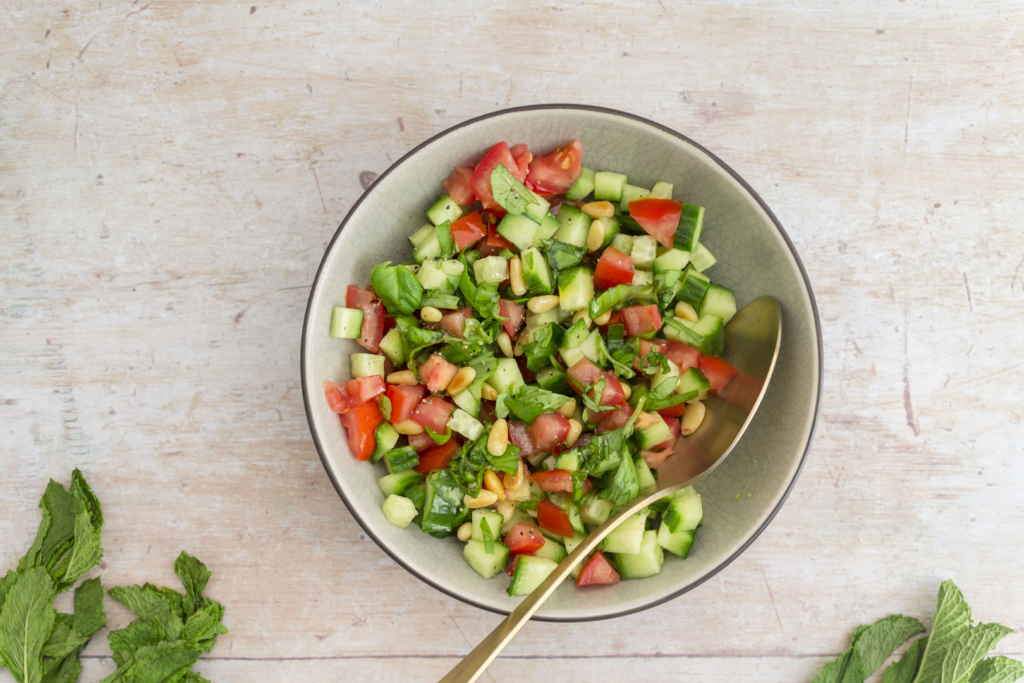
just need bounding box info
[302,106,821,621]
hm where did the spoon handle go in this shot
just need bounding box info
[437,488,675,683]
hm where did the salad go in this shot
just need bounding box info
[323,139,740,595]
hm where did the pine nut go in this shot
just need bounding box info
[558,398,576,418]
[464,489,498,509]
[635,411,659,430]
[681,401,706,436]
[483,469,507,502]
[509,257,528,297]
[446,366,476,396]
[621,383,632,400]
[528,295,559,313]
[497,331,514,358]
[394,419,425,435]
[457,522,473,542]
[586,219,606,252]
[581,201,615,218]
[496,500,516,524]
[387,370,418,385]
[513,335,526,357]
[526,507,538,518]
[502,459,525,490]
[565,418,583,448]
[593,310,612,326]
[675,301,699,322]
[420,306,443,323]
[572,310,592,328]
[481,382,498,401]
[488,418,509,456]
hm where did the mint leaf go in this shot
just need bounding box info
[71,577,105,638]
[912,580,976,683]
[109,585,182,623]
[57,511,102,592]
[882,638,927,683]
[0,566,56,683]
[181,603,228,653]
[969,657,1024,683]
[815,616,924,683]
[940,623,1013,683]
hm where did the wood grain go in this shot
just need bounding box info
[2,1,1022,681]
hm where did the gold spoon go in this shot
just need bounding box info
[439,296,783,683]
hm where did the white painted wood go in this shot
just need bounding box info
[1,1,1022,681]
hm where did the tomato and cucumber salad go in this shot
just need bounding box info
[323,138,740,595]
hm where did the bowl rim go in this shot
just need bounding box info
[301,103,823,623]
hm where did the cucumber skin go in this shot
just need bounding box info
[329,307,364,339]
[565,165,596,202]
[508,555,559,596]
[463,539,510,580]
[594,171,628,202]
[557,267,595,312]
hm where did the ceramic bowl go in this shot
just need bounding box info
[301,105,822,621]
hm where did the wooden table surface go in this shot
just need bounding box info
[3,2,1023,681]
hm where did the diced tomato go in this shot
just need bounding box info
[408,431,436,454]
[345,285,385,352]
[655,415,681,451]
[700,356,739,396]
[628,198,682,249]
[323,376,386,415]
[417,353,459,393]
[469,142,526,212]
[382,315,397,335]
[439,307,473,339]
[657,402,687,420]
[566,359,625,408]
[575,550,621,586]
[621,305,663,337]
[507,420,539,457]
[476,225,517,257]
[498,299,525,338]
[386,383,428,425]
[640,447,673,469]
[527,412,570,452]
[504,521,546,556]
[516,356,537,385]
[338,400,382,461]
[537,498,574,538]
[442,164,476,206]
[593,403,633,433]
[531,469,573,493]
[410,396,456,434]
[665,341,702,372]
[416,438,461,474]
[450,211,487,251]
[505,554,521,577]
[526,140,582,194]
[510,143,533,179]
[593,247,635,291]
[478,399,498,426]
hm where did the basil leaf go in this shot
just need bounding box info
[485,444,521,475]
[598,452,640,508]
[426,426,452,446]
[480,517,495,555]
[371,261,423,315]
[523,323,564,372]
[421,291,461,310]
[379,395,392,421]
[544,240,585,274]
[490,164,541,216]
[589,285,644,320]
[503,386,570,423]
[435,220,454,259]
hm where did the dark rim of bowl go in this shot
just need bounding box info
[300,103,824,623]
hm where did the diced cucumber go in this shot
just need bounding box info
[502,508,532,535]
[562,529,588,555]
[663,317,704,349]
[463,538,509,579]
[560,318,590,349]
[554,205,592,248]
[382,495,418,528]
[672,203,705,252]
[566,165,596,202]
[631,235,658,269]
[594,171,628,201]
[409,223,436,248]
[634,413,673,450]
[329,307,364,339]
[452,378,483,418]
[631,269,654,297]
[486,357,525,394]
[533,536,568,563]
[650,359,681,394]
[379,328,405,366]
[536,366,572,394]
[471,509,505,542]
[557,267,594,312]
[525,306,563,335]
[378,469,423,498]
[554,449,580,472]
[599,215,621,249]
[508,555,559,596]
[372,421,401,465]
[675,367,711,402]
[635,456,656,493]
[534,211,561,245]
[691,314,725,356]
[497,213,539,251]
[602,512,648,555]
[649,181,673,200]
[449,408,484,441]
[441,259,466,286]
[653,248,691,274]
[689,241,717,272]
[616,530,664,580]
[676,269,711,307]
[619,184,651,213]
[657,524,695,558]
[521,247,553,295]
[474,255,509,284]
[609,233,634,255]
[412,229,442,263]
[699,284,736,324]
[560,328,601,368]
[580,497,614,526]
[350,353,385,378]
[664,491,703,532]
[426,194,463,226]
[385,446,419,474]
[524,193,551,226]
[416,259,450,291]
